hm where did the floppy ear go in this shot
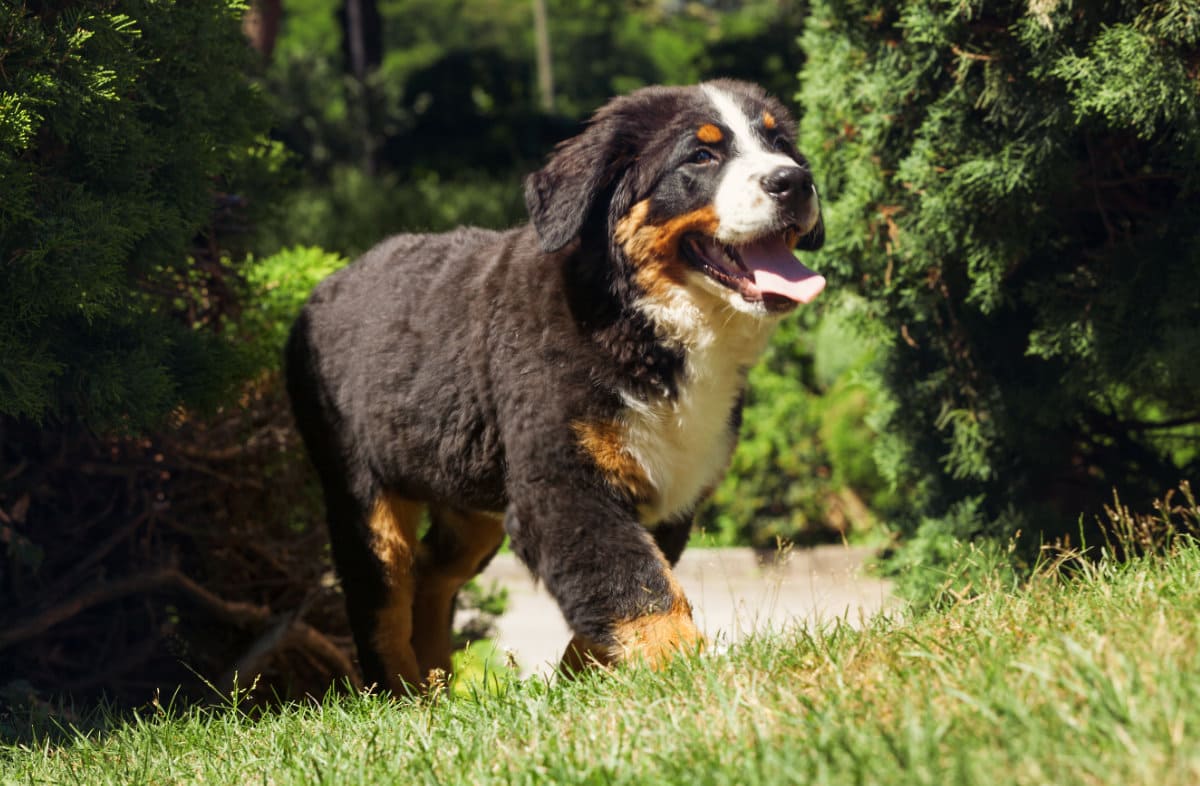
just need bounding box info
[524,116,627,253]
[796,209,825,251]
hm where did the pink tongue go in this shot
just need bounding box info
[740,236,826,304]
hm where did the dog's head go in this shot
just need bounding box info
[525,80,824,319]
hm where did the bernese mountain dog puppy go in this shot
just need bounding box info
[286,79,825,692]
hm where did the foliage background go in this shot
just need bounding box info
[0,0,275,429]
[798,0,1200,553]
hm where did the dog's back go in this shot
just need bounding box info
[288,226,520,510]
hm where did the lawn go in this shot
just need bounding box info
[4,542,1199,785]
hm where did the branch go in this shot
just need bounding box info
[41,510,148,606]
[2,458,28,482]
[219,607,302,690]
[1084,133,1118,244]
[287,623,362,689]
[0,567,268,652]
[1124,414,1200,432]
[168,454,265,488]
[2,566,360,690]
[950,45,996,62]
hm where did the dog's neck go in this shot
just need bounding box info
[562,239,777,405]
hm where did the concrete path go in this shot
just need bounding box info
[462,545,892,676]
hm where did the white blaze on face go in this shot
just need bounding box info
[701,84,815,244]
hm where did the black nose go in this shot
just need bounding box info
[760,166,812,200]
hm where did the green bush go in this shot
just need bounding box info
[799,0,1200,545]
[0,0,274,429]
[238,246,349,370]
[253,167,526,260]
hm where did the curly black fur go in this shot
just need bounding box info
[286,80,821,684]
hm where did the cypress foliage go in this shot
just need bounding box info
[799,1,1200,540]
[0,1,271,430]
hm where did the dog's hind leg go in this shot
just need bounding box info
[410,507,506,679]
[350,492,427,693]
[322,488,425,694]
[285,318,426,693]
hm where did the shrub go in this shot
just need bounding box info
[799,0,1200,543]
[0,0,274,429]
[238,245,349,370]
[252,167,527,260]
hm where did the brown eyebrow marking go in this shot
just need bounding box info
[762,111,776,130]
[696,124,723,143]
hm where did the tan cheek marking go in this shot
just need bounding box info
[697,123,723,143]
[615,199,721,301]
[762,111,776,130]
[573,418,654,501]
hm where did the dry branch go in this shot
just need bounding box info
[288,623,361,689]
[0,567,267,651]
[1,383,364,707]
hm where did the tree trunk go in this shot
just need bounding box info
[532,0,554,113]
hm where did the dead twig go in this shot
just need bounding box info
[950,45,996,62]
[2,458,28,482]
[219,592,315,689]
[0,567,268,652]
[219,589,359,691]
[168,453,265,489]
[41,510,148,606]
[287,622,361,689]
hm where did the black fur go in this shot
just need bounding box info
[287,80,822,680]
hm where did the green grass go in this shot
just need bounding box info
[5,544,1200,785]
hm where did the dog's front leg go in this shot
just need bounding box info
[504,482,703,672]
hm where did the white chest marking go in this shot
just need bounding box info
[625,280,776,524]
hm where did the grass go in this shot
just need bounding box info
[4,542,1200,785]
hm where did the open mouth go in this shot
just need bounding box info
[680,230,826,312]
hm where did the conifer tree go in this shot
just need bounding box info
[799,1,1200,539]
[0,1,271,430]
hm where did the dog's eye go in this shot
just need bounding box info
[772,137,793,153]
[690,149,717,165]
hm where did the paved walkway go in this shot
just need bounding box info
[463,545,893,675]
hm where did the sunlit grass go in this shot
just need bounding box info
[5,543,1200,785]
[449,639,520,699]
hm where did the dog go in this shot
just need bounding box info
[285,79,825,692]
